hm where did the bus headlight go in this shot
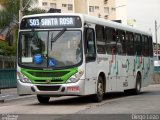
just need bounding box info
[67,69,84,83]
[17,72,31,83]
[68,78,79,83]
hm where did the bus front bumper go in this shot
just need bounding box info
[17,79,85,96]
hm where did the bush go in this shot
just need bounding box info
[0,41,16,56]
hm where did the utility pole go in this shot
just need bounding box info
[19,0,23,22]
[19,0,31,22]
[85,0,89,15]
[155,20,158,60]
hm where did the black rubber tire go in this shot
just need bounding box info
[93,76,104,102]
[132,74,141,95]
[124,74,141,95]
[37,95,50,104]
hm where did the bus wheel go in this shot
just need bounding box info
[93,76,104,102]
[37,95,50,104]
[124,74,141,95]
[133,74,141,95]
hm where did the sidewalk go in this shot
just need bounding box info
[153,73,160,84]
[0,88,34,103]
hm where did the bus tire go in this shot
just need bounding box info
[93,76,104,102]
[132,73,141,95]
[124,74,141,95]
[37,95,50,104]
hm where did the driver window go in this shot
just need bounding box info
[85,28,96,54]
[85,28,96,61]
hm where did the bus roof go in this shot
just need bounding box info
[22,13,152,36]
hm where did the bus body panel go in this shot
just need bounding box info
[17,79,85,96]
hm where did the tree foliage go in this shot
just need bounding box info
[0,0,46,28]
[0,0,46,56]
[0,0,19,28]
[0,40,16,56]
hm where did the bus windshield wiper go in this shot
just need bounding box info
[51,28,67,49]
[51,28,67,43]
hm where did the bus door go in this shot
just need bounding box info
[84,26,98,95]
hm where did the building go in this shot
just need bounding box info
[31,0,127,24]
[153,43,160,55]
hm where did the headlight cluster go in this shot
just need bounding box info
[67,69,84,83]
[17,72,31,83]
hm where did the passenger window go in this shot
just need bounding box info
[105,27,117,54]
[134,34,141,55]
[96,25,106,54]
[149,36,153,57]
[126,32,134,55]
[142,35,149,57]
[145,36,149,56]
[116,30,126,55]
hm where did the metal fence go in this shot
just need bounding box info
[0,55,17,89]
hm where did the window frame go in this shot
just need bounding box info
[68,4,73,11]
[89,6,94,12]
[105,27,117,55]
[96,25,106,54]
[134,33,142,56]
[126,32,135,56]
[116,29,126,55]
[84,28,96,62]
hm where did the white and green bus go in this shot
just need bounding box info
[17,13,154,103]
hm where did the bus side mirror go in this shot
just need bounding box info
[6,34,13,46]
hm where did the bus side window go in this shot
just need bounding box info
[96,25,106,54]
[142,35,149,57]
[85,28,96,62]
[149,36,153,57]
[126,32,134,55]
[116,30,126,55]
[105,27,117,54]
[145,36,149,57]
[134,33,141,56]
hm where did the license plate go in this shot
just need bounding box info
[67,86,80,92]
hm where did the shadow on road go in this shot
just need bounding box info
[29,91,152,106]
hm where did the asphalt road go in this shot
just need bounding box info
[0,84,160,120]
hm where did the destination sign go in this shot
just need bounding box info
[20,16,82,29]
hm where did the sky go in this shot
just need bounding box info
[127,0,160,43]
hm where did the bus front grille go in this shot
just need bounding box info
[34,79,63,83]
[28,71,69,77]
[37,85,60,91]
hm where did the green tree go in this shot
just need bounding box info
[0,0,46,56]
[0,0,46,29]
[0,40,16,56]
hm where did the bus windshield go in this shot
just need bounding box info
[18,30,82,69]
